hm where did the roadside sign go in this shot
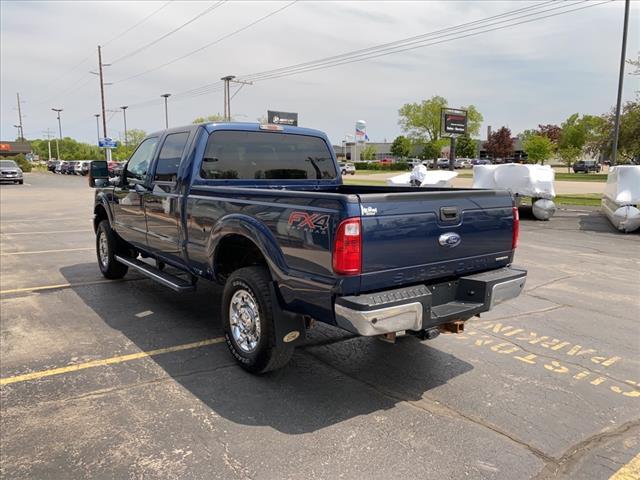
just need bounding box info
[441,108,468,136]
[267,110,298,126]
[98,137,118,148]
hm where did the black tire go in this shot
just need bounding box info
[96,220,128,279]
[18,180,23,185]
[222,266,293,374]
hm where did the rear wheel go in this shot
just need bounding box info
[96,220,128,279]
[222,266,293,374]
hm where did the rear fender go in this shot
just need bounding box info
[208,214,288,280]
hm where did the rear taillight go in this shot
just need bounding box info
[512,206,520,249]
[333,217,361,275]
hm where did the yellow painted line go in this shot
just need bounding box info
[610,452,640,480]
[0,337,226,386]
[0,247,93,256]
[0,229,92,236]
[0,279,120,295]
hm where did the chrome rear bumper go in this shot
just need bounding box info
[334,267,526,336]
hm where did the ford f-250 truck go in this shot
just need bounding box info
[89,122,526,373]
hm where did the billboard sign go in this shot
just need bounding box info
[441,109,468,136]
[268,110,298,126]
[98,137,118,148]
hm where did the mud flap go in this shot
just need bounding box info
[269,282,306,347]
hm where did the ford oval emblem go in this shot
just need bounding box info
[438,232,461,248]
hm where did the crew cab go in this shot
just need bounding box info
[89,123,526,373]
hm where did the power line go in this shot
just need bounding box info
[126,0,610,111]
[114,0,298,84]
[242,0,557,82]
[110,1,227,64]
[242,0,597,83]
[103,0,174,47]
[139,0,592,102]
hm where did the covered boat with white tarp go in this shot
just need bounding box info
[601,165,640,233]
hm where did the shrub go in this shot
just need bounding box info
[14,154,32,172]
[353,161,409,171]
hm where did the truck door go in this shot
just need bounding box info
[143,131,191,262]
[112,137,159,249]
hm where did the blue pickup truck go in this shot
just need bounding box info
[89,122,526,373]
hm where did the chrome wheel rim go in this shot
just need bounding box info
[229,288,261,353]
[98,231,109,267]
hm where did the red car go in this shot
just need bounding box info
[108,161,124,176]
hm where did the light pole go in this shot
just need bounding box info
[51,108,63,139]
[161,94,171,128]
[94,114,101,144]
[120,106,128,145]
[13,124,22,140]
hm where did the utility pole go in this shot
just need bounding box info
[51,108,63,139]
[16,93,24,141]
[94,114,101,144]
[95,45,112,162]
[13,125,22,139]
[43,129,54,161]
[220,75,252,121]
[611,0,630,166]
[160,94,171,128]
[120,106,128,145]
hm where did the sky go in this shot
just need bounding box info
[1,0,638,147]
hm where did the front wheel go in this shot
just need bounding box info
[222,266,293,374]
[96,220,128,279]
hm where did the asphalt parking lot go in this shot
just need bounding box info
[1,173,639,479]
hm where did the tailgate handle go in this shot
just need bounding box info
[440,207,460,222]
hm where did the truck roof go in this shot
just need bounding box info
[148,122,329,140]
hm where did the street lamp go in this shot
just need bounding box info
[120,106,128,145]
[51,108,63,139]
[160,94,171,129]
[13,124,23,140]
[94,114,101,144]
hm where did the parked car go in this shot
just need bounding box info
[471,159,492,166]
[47,160,58,172]
[456,158,472,169]
[0,159,24,184]
[55,161,67,174]
[75,161,90,176]
[89,122,526,374]
[436,158,450,169]
[64,161,79,174]
[339,162,356,175]
[573,160,602,173]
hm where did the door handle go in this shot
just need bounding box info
[440,206,460,222]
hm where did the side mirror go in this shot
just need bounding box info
[89,160,109,187]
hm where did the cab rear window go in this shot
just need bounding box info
[200,131,336,180]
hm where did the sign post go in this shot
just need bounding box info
[441,108,468,171]
[99,137,118,162]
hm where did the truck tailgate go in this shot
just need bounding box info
[356,189,515,292]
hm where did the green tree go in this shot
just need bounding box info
[398,96,483,142]
[523,134,554,164]
[485,127,513,160]
[360,144,377,161]
[558,113,606,170]
[418,140,442,161]
[193,114,226,124]
[390,135,412,159]
[112,129,147,161]
[455,136,477,158]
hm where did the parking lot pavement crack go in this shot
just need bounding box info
[221,441,253,480]
[301,349,555,465]
[468,327,640,390]
[525,274,579,295]
[532,419,640,479]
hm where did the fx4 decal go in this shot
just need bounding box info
[288,211,330,233]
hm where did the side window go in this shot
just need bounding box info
[127,137,158,184]
[154,132,190,182]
